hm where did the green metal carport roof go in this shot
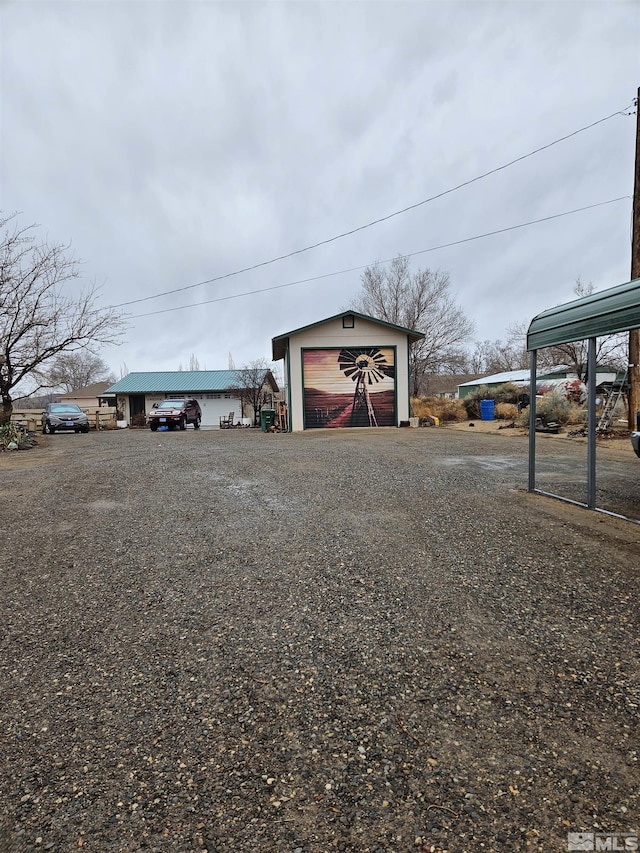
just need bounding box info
[527,277,640,350]
[526,277,640,521]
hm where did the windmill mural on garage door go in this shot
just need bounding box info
[302,347,396,428]
[338,347,395,427]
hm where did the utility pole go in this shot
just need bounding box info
[629,87,640,429]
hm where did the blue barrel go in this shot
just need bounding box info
[480,399,495,421]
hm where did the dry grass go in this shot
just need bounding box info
[566,403,587,425]
[495,402,519,420]
[517,395,588,428]
[413,396,520,423]
[412,396,467,422]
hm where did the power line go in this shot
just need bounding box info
[126,196,630,319]
[112,103,634,310]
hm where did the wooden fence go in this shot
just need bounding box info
[11,407,118,433]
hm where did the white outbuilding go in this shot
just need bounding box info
[272,311,424,432]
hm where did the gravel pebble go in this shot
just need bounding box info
[0,426,638,852]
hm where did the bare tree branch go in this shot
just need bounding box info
[466,281,628,380]
[228,359,278,425]
[42,351,116,393]
[350,257,474,395]
[0,213,126,422]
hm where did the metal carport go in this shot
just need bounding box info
[526,277,640,518]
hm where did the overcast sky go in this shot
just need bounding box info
[2,0,639,379]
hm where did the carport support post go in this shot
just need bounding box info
[528,349,537,492]
[587,336,597,509]
[629,87,640,428]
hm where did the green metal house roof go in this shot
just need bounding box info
[272,311,425,361]
[104,370,266,395]
[527,278,640,351]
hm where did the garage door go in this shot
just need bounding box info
[302,347,396,428]
[193,394,242,427]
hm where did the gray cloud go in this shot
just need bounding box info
[2,0,638,376]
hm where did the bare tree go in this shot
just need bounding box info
[44,351,116,393]
[350,257,474,396]
[178,354,205,371]
[540,336,627,381]
[469,322,530,374]
[229,359,278,425]
[466,281,627,381]
[0,214,125,423]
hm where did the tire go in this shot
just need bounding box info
[180,416,186,430]
[81,426,89,434]
[43,421,54,435]
[150,423,158,432]
[194,417,201,430]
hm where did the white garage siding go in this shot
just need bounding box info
[145,393,244,427]
[194,394,244,427]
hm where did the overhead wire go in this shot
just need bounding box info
[126,196,630,319]
[111,102,634,310]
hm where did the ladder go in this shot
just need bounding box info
[596,370,628,432]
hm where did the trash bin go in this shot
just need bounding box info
[260,408,276,432]
[480,399,495,421]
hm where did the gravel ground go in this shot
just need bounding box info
[0,426,638,853]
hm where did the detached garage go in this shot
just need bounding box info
[103,370,279,428]
[272,311,424,431]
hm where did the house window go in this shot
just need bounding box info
[343,315,355,329]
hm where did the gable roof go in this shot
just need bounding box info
[458,369,531,388]
[104,370,278,395]
[60,382,112,398]
[272,310,425,361]
[457,366,571,389]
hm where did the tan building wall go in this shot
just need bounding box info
[284,315,411,432]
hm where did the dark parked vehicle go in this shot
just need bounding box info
[42,402,90,434]
[148,399,202,431]
[632,410,640,459]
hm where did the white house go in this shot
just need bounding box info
[103,370,279,427]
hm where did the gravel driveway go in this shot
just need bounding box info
[1,426,638,852]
